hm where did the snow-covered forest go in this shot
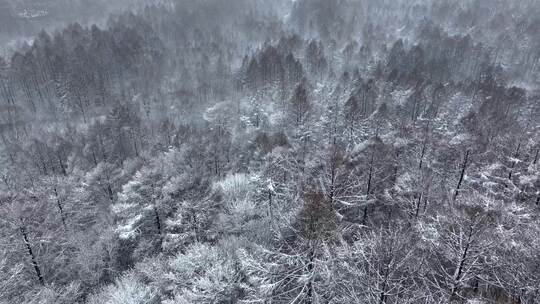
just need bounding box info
[0,0,539,303]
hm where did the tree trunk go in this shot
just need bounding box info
[414,193,422,219]
[419,120,430,170]
[20,226,44,285]
[508,143,521,181]
[153,205,163,251]
[306,245,315,304]
[450,222,474,301]
[54,187,67,231]
[363,152,375,225]
[107,183,114,202]
[268,191,274,220]
[453,150,470,201]
[57,152,67,176]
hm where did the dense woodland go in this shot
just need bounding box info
[0,0,539,303]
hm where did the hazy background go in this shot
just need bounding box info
[0,0,168,54]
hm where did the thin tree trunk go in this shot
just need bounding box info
[268,191,273,220]
[20,226,44,285]
[415,193,422,219]
[423,178,431,213]
[54,187,67,231]
[379,268,390,304]
[107,183,114,202]
[508,143,521,181]
[329,138,337,204]
[453,150,470,201]
[91,149,98,166]
[419,120,430,170]
[153,205,162,250]
[450,222,474,301]
[306,245,315,304]
[57,152,67,176]
[130,129,139,157]
[363,152,375,225]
